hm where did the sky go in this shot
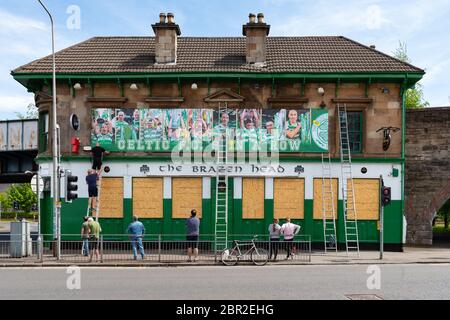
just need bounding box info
[0,0,449,120]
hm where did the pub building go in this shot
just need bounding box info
[11,13,424,251]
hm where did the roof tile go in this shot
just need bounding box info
[12,36,423,74]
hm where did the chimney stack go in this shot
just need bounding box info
[152,12,181,64]
[243,13,270,65]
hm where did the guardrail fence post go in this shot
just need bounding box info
[100,235,103,263]
[158,234,161,263]
[309,236,312,262]
[40,237,44,263]
[214,236,218,263]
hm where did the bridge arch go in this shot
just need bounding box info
[405,107,450,245]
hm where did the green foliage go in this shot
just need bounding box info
[405,84,430,109]
[0,192,11,211]
[437,198,450,229]
[432,226,450,234]
[0,212,36,220]
[393,41,429,109]
[4,184,37,213]
[15,103,38,120]
[393,42,411,64]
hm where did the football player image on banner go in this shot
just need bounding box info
[90,108,328,153]
[261,109,285,143]
[280,108,328,152]
[236,109,262,151]
[212,109,237,152]
[91,108,114,147]
[166,109,188,142]
[141,109,164,141]
[189,109,213,142]
[131,109,141,141]
[114,109,134,141]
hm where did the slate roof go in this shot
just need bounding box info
[12,36,423,74]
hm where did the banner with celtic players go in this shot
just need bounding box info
[91,108,328,152]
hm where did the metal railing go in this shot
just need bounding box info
[0,234,311,264]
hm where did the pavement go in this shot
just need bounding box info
[1,246,450,267]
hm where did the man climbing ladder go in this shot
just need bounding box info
[86,169,99,215]
[91,142,108,174]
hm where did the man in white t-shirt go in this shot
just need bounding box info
[281,218,301,260]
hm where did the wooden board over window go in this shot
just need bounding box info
[313,178,338,220]
[274,178,304,219]
[242,178,265,219]
[133,178,163,218]
[172,178,202,219]
[98,177,123,218]
[347,179,379,220]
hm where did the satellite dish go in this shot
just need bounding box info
[70,114,80,131]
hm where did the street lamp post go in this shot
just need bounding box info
[37,0,60,260]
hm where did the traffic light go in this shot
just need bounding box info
[381,186,391,206]
[65,170,78,202]
[13,200,19,211]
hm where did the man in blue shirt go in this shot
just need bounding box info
[127,216,145,260]
[186,209,200,262]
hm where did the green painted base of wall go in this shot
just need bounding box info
[40,195,403,244]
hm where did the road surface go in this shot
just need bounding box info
[0,264,449,300]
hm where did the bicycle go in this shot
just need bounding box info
[221,235,269,266]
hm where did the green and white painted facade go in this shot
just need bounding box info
[37,157,405,248]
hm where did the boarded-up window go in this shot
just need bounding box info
[274,178,304,219]
[242,178,265,219]
[347,179,379,220]
[313,178,338,220]
[172,178,202,219]
[98,177,123,218]
[133,178,163,218]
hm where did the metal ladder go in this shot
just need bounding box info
[321,153,338,253]
[214,102,229,253]
[338,104,360,256]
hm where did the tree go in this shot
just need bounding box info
[0,192,11,211]
[437,198,450,229]
[15,103,38,120]
[5,184,37,213]
[393,42,429,109]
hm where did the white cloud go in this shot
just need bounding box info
[0,8,47,35]
[0,94,34,118]
[272,1,392,35]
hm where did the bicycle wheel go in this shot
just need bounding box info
[221,248,239,266]
[251,247,269,266]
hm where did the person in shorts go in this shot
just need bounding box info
[88,217,102,262]
[86,169,98,214]
[186,209,200,262]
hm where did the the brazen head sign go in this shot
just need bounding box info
[91,108,328,153]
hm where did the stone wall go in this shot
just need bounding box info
[36,80,403,158]
[405,107,450,245]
